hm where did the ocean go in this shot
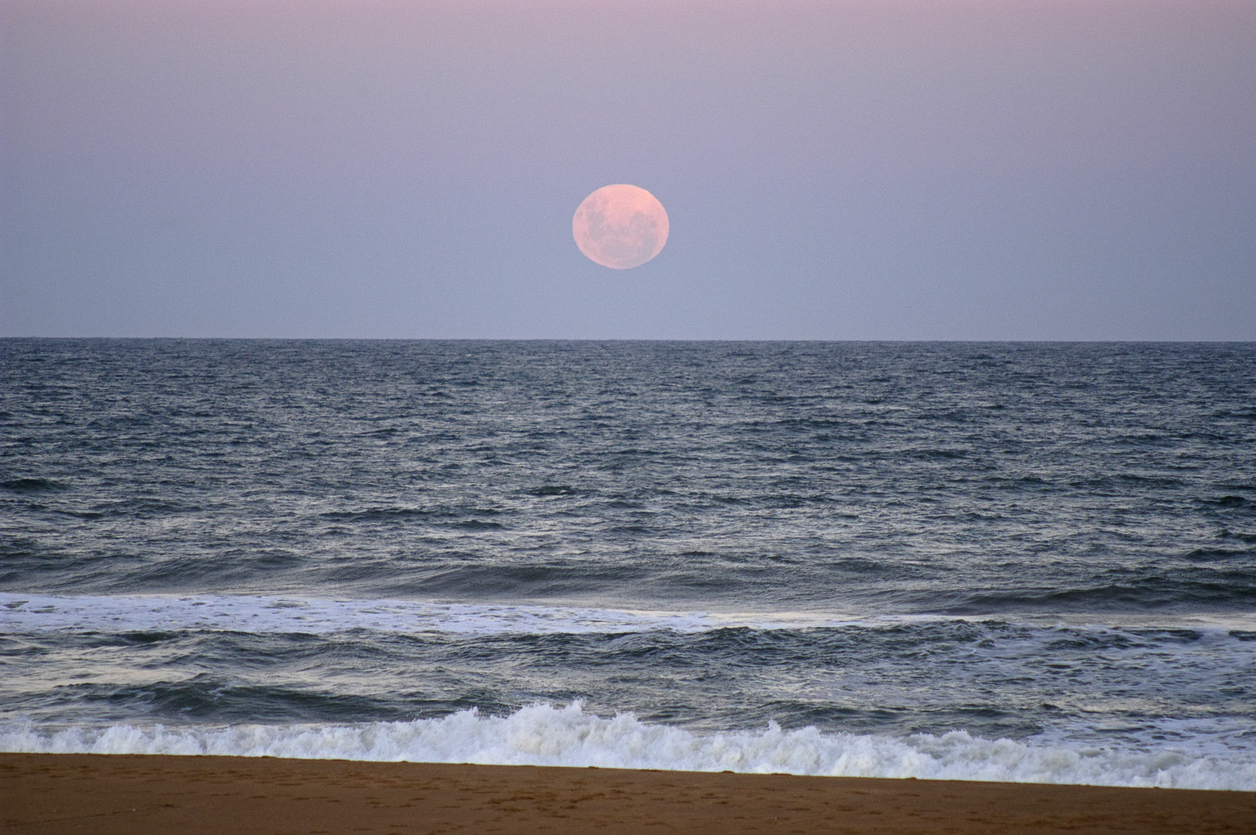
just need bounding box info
[2,339,1254,789]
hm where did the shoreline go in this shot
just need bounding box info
[5,753,1255,834]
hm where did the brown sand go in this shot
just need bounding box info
[3,753,1254,834]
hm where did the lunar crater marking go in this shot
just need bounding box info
[573,184,669,270]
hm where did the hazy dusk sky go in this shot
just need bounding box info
[2,0,1253,339]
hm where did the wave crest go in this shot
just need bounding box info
[4,702,1253,791]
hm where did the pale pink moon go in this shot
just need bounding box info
[572,184,669,269]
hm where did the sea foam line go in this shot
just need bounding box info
[3,703,1253,791]
[0,592,849,636]
[5,592,1248,636]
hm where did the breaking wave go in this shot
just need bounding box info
[4,702,1253,791]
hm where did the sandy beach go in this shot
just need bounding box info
[4,753,1255,834]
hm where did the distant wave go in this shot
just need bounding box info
[0,593,798,636]
[4,592,1251,637]
[3,702,1253,791]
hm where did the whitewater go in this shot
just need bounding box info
[6,703,1255,791]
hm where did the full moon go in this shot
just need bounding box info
[572,184,669,269]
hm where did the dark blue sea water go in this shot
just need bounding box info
[2,340,1254,787]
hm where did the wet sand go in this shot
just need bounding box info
[4,753,1255,834]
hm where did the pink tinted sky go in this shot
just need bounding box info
[2,0,1253,338]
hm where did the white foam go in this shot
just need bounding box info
[3,702,1253,790]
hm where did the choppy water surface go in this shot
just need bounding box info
[2,340,1254,788]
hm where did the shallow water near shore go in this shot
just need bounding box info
[2,340,1254,787]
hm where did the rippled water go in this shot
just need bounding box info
[2,340,1254,787]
